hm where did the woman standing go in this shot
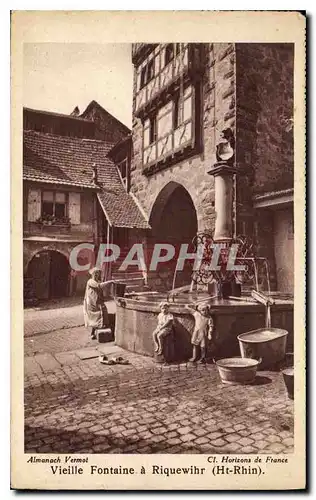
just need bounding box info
[83,267,114,339]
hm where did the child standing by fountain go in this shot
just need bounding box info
[185,302,215,363]
[152,302,174,355]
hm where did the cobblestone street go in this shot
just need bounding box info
[24,300,116,337]
[24,321,294,455]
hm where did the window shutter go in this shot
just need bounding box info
[27,188,41,222]
[69,192,81,225]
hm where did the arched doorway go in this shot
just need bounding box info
[26,250,70,300]
[149,182,198,289]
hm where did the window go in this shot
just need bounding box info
[143,84,195,168]
[164,43,180,66]
[174,86,192,128]
[144,116,157,148]
[157,101,173,137]
[42,191,66,218]
[140,59,155,89]
[118,159,128,188]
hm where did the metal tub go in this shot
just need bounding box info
[238,328,288,369]
[214,357,260,385]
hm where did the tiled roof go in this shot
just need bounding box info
[97,190,150,229]
[23,130,150,229]
[24,106,93,123]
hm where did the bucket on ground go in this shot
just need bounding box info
[282,367,294,399]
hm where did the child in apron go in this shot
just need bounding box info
[186,302,215,363]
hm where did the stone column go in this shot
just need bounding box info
[208,162,237,242]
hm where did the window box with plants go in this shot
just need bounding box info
[36,215,71,228]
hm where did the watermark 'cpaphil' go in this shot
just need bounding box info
[69,242,246,273]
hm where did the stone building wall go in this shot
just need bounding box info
[234,43,294,289]
[130,43,236,234]
[236,43,294,197]
[23,184,98,296]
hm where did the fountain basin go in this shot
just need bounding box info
[114,293,293,362]
[214,357,260,384]
[238,328,288,369]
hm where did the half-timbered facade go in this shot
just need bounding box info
[128,43,294,293]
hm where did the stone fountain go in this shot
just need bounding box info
[114,134,293,363]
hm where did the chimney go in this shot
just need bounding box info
[71,106,80,117]
[92,163,98,185]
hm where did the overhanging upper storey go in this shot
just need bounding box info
[132,43,159,65]
[133,43,204,119]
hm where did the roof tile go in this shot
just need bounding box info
[23,130,150,229]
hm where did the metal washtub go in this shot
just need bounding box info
[238,328,288,369]
[214,357,261,385]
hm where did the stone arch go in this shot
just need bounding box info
[148,181,198,289]
[25,249,70,300]
[24,246,69,274]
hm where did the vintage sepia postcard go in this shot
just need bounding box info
[11,10,306,490]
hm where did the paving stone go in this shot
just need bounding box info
[249,432,266,441]
[208,431,223,440]
[121,429,135,437]
[34,353,61,372]
[109,425,126,434]
[210,438,227,447]
[194,436,209,445]
[151,426,167,435]
[266,434,281,443]
[238,437,254,447]
[75,349,100,360]
[89,424,104,433]
[165,431,178,439]
[54,352,80,365]
[282,437,294,446]
[239,445,257,453]
[180,433,196,443]
[225,433,240,443]
[234,423,246,431]
[253,440,269,450]
[92,443,111,452]
[138,446,152,453]
[167,438,182,446]
[151,435,164,443]
[177,426,192,435]
[24,357,43,376]
[265,443,286,453]
[223,442,241,452]
[192,427,207,436]
[239,429,252,437]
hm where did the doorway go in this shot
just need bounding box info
[26,250,70,300]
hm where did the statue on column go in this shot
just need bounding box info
[186,302,216,363]
[216,128,235,166]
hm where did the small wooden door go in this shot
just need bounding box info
[49,252,69,298]
[27,251,51,299]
